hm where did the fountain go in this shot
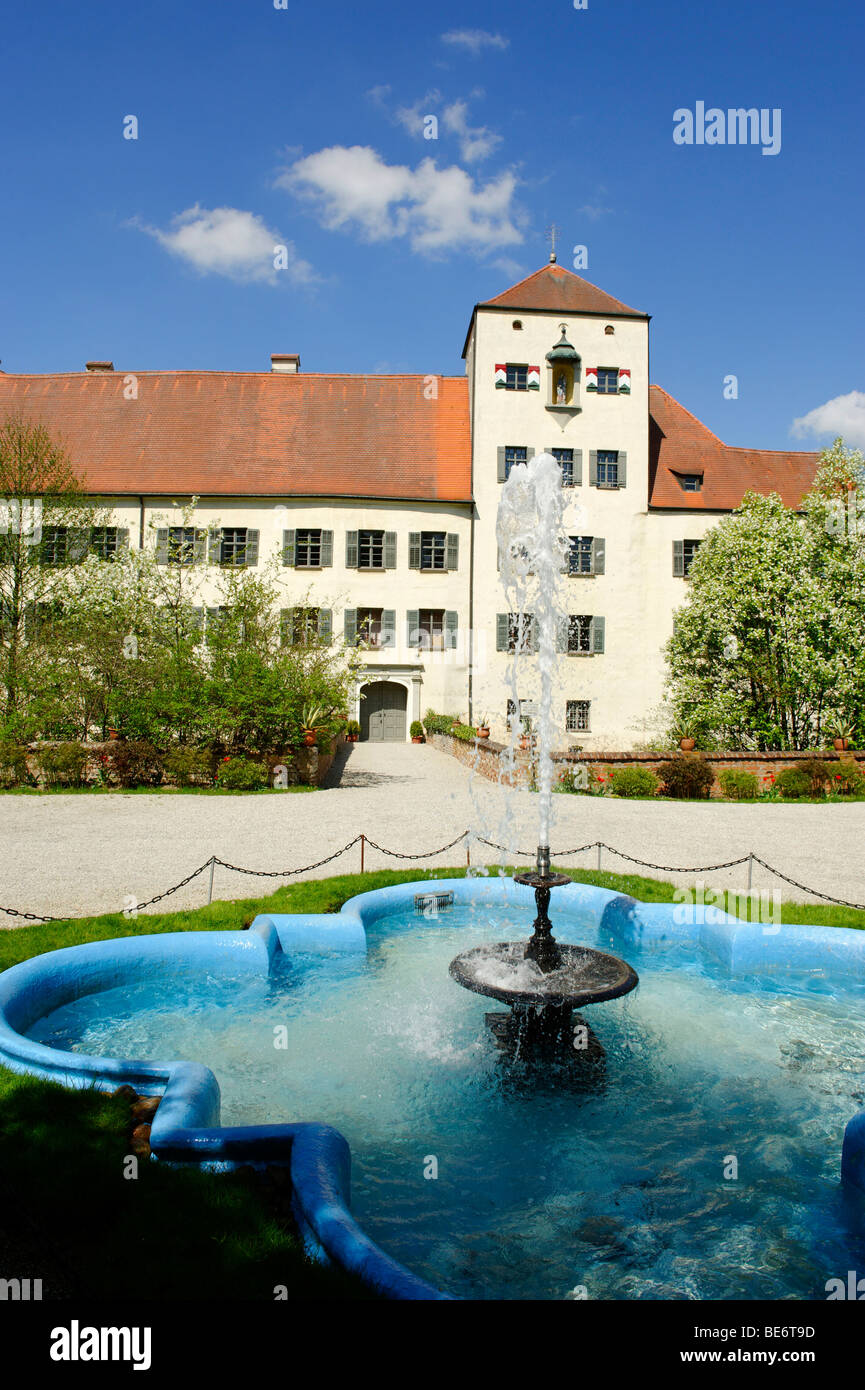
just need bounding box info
[449,452,639,1055]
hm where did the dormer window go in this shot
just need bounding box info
[677,473,703,492]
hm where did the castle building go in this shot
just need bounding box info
[0,262,819,746]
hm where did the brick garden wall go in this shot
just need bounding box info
[425,731,864,796]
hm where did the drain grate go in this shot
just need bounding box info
[414,890,455,915]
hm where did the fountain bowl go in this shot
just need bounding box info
[448,940,639,1011]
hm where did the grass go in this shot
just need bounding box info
[2,860,863,1299]
[0,784,317,796]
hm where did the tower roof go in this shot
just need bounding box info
[463,263,648,356]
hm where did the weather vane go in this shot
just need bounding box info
[546,223,560,263]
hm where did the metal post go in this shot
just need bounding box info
[747,853,753,893]
[596,842,602,872]
[466,840,471,870]
[207,857,215,905]
[360,833,365,875]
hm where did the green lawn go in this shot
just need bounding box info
[2,861,862,1300]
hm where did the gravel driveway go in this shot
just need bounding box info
[1,742,863,923]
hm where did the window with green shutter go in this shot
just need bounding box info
[381,609,396,648]
[345,531,359,568]
[444,610,459,649]
[282,529,296,567]
[446,533,459,571]
[674,539,701,577]
[343,608,357,645]
[358,530,384,569]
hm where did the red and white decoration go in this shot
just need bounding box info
[617,368,631,393]
[494,363,508,388]
[585,366,598,391]
[527,365,541,390]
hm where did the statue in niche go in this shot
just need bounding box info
[556,373,567,404]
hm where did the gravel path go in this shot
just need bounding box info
[1,742,864,923]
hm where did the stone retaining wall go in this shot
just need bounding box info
[425,730,864,796]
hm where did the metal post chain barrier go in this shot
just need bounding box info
[2,833,864,920]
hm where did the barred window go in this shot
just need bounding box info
[566,700,591,732]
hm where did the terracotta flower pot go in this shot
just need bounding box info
[477,728,490,739]
[834,737,848,751]
[303,730,316,747]
[411,735,423,744]
[679,737,695,752]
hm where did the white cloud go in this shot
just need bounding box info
[278,146,523,256]
[394,90,441,139]
[441,99,502,163]
[441,29,509,55]
[792,392,865,450]
[576,201,613,222]
[135,205,315,285]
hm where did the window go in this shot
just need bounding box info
[40,527,68,565]
[90,526,122,560]
[596,368,619,395]
[358,530,384,570]
[504,445,527,480]
[418,609,445,650]
[568,536,593,575]
[566,700,591,733]
[497,612,536,653]
[506,697,533,730]
[219,528,250,566]
[677,474,703,492]
[604,325,615,336]
[356,607,384,645]
[168,527,196,564]
[597,451,619,488]
[673,539,702,577]
[295,529,322,567]
[512,320,523,330]
[505,363,528,391]
[282,607,331,646]
[567,615,592,654]
[552,447,575,487]
[420,532,446,571]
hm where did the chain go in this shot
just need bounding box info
[2,834,864,921]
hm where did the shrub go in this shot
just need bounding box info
[655,755,715,799]
[164,746,213,787]
[215,756,268,790]
[0,741,31,788]
[422,710,462,736]
[798,758,830,796]
[36,742,88,787]
[106,740,163,788]
[718,769,759,800]
[776,767,811,799]
[410,721,424,738]
[345,720,361,738]
[609,766,659,799]
[451,722,478,742]
[832,763,865,796]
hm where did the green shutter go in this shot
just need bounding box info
[320,531,333,567]
[280,609,292,646]
[591,615,605,654]
[193,529,207,564]
[244,530,259,566]
[344,608,357,645]
[384,532,397,569]
[282,529,295,567]
[573,450,583,486]
[496,613,509,651]
[381,609,396,648]
[208,528,222,563]
[408,533,421,569]
[617,452,627,488]
[116,528,130,552]
[589,452,598,487]
[673,540,685,577]
[345,531,358,568]
[155,528,169,564]
[526,447,535,463]
[445,610,458,649]
[497,447,507,483]
[406,609,420,646]
[446,534,459,571]
[318,608,332,645]
[592,537,605,575]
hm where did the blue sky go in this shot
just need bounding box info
[1,0,863,451]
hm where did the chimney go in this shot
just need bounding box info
[86,361,114,373]
[270,353,300,374]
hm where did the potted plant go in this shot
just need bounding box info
[476,715,490,739]
[410,720,425,744]
[827,718,856,752]
[345,719,361,743]
[301,703,325,747]
[672,712,698,752]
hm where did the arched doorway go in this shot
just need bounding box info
[360,681,408,742]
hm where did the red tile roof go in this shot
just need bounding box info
[0,372,472,502]
[649,385,819,510]
[478,263,648,319]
